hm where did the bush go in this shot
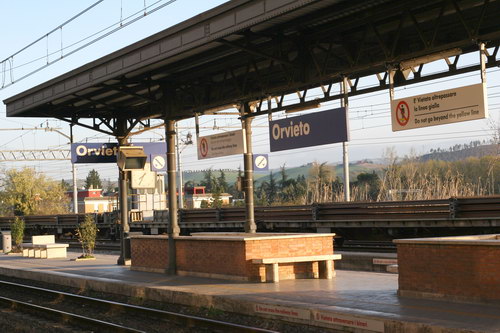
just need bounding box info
[75,215,98,258]
[11,217,25,252]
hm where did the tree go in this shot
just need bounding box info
[60,179,71,191]
[230,166,244,199]
[210,185,223,208]
[11,217,25,252]
[200,168,216,193]
[256,181,269,205]
[75,215,99,259]
[266,172,278,204]
[355,172,381,200]
[105,179,115,193]
[279,164,289,191]
[256,171,278,206]
[0,168,70,216]
[85,169,102,189]
[307,162,333,203]
[217,170,229,193]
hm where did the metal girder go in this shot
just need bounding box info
[6,0,500,125]
[150,0,500,117]
[56,116,143,138]
[247,44,500,117]
[100,82,159,104]
[0,149,70,161]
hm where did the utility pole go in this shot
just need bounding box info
[341,77,351,202]
[175,123,193,209]
[176,123,184,209]
[70,125,78,213]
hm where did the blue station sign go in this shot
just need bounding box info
[268,107,349,152]
[71,142,166,167]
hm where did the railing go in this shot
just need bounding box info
[0,196,498,227]
[177,197,499,223]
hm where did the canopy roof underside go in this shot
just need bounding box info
[5,0,500,122]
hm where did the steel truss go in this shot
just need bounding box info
[0,149,70,161]
[25,0,500,133]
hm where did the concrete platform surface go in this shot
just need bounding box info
[0,251,498,333]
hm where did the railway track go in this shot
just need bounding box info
[336,240,396,253]
[0,280,277,332]
[68,241,120,252]
[74,241,398,254]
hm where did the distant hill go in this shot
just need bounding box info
[182,161,385,186]
[182,169,267,185]
[420,144,498,162]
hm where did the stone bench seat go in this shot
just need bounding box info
[252,254,342,282]
[22,235,68,259]
[373,258,398,273]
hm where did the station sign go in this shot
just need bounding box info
[71,142,166,170]
[391,83,488,131]
[268,107,348,152]
[197,130,244,160]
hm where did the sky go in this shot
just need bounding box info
[0,0,498,182]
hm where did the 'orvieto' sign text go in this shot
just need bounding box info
[269,107,348,152]
[71,142,166,164]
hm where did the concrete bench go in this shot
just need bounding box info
[22,235,69,259]
[252,254,342,282]
[373,258,398,273]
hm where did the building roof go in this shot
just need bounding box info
[188,193,233,198]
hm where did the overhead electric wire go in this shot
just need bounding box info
[1,0,179,89]
[0,0,105,63]
[2,13,500,177]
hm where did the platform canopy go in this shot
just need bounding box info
[5,0,500,131]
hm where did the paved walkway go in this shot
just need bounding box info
[0,251,498,332]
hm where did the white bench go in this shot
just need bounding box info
[22,235,69,259]
[252,254,342,282]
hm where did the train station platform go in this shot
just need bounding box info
[0,251,498,332]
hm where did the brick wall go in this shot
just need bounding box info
[397,243,500,301]
[131,235,335,282]
[131,237,169,270]
[176,239,247,276]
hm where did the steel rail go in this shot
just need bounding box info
[0,295,144,333]
[0,280,277,333]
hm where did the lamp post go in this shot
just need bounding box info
[116,142,147,266]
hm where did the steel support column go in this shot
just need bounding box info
[116,119,130,266]
[165,119,179,274]
[341,77,350,202]
[241,103,256,233]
